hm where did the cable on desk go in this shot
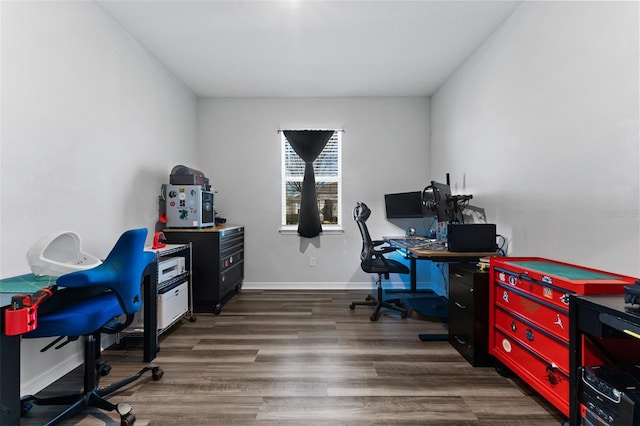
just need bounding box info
[435,262,448,298]
[496,234,507,256]
[423,216,438,238]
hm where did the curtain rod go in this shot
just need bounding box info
[277,129,345,134]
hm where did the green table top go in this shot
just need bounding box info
[507,260,619,280]
[0,274,57,306]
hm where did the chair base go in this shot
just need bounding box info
[21,336,163,426]
[350,280,408,321]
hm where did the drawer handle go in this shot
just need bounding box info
[454,336,467,345]
[454,302,467,309]
[454,273,464,278]
[545,363,561,386]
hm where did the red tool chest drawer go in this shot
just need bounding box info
[494,306,569,372]
[494,283,569,342]
[489,257,638,417]
[493,328,570,413]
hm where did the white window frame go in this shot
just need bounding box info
[280,130,343,234]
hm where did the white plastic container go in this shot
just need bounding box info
[26,231,102,277]
[130,280,188,330]
[157,280,188,329]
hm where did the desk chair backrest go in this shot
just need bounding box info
[353,201,389,273]
[56,228,156,316]
[353,202,374,264]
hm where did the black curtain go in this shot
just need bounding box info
[283,130,334,238]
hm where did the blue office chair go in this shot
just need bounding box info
[20,228,161,426]
[349,202,409,321]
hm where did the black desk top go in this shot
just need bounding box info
[573,293,640,322]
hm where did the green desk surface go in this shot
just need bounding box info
[506,260,619,280]
[0,274,56,306]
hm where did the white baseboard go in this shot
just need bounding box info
[21,349,84,396]
[241,281,438,291]
[20,334,119,397]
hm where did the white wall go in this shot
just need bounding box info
[431,1,639,277]
[1,1,199,277]
[1,1,198,395]
[198,97,437,289]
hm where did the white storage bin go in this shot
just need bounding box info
[129,279,188,330]
[157,280,188,329]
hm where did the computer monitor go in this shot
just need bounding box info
[423,180,471,223]
[384,191,424,219]
[431,181,458,222]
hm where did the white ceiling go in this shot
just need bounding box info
[97,0,522,98]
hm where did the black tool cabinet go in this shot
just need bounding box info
[164,226,244,314]
[448,263,492,367]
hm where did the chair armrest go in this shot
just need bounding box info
[372,240,396,252]
[373,245,396,255]
[371,240,396,254]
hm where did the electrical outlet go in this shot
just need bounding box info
[309,256,316,267]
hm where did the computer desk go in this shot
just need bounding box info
[1,274,56,425]
[385,237,498,341]
[385,237,497,291]
[0,267,156,425]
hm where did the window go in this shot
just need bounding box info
[281,130,342,231]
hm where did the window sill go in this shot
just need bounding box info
[279,227,344,235]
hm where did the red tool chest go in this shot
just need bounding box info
[489,257,638,417]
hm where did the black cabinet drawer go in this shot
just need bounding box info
[221,249,243,272]
[164,226,244,314]
[450,262,485,283]
[220,261,244,297]
[448,263,491,367]
[221,231,244,252]
[450,279,474,311]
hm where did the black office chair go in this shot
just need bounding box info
[349,202,409,321]
[16,228,161,426]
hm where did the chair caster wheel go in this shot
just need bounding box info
[99,363,112,376]
[365,295,374,301]
[120,412,136,426]
[401,311,408,319]
[349,303,355,310]
[370,314,379,321]
[152,367,164,381]
[494,360,511,377]
[21,401,33,417]
[117,403,135,425]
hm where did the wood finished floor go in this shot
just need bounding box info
[22,290,566,425]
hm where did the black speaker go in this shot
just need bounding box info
[447,223,496,252]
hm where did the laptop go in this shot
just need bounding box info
[447,223,497,252]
